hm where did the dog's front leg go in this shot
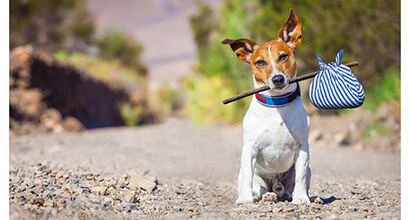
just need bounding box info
[236,144,257,204]
[292,141,311,204]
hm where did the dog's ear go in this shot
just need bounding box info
[221,38,257,63]
[278,8,302,50]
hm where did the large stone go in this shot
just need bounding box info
[89,186,108,195]
[43,200,55,207]
[62,116,84,132]
[113,189,137,203]
[128,173,156,191]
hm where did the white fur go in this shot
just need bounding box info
[236,68,311,205]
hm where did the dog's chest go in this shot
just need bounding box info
[243,97,309,173]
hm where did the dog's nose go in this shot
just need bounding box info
[272,75,285,85]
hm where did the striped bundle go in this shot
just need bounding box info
[309,49,365,109]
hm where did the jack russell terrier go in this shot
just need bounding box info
[222,8,311,205]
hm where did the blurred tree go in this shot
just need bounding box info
[186,0,400,123]
[95,31,147,76]
[251,0,400,86]
[192,0,400,88]
[10,0,95,52]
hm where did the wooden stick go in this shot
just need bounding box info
[222,61,359,105]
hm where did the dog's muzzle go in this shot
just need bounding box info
[272,75,285,86]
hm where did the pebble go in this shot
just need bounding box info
[26,180,35,189]
[89,186,107,195]
[129,173,157,191]
[43,200,55,207]
[42,169,52,174]
[12,176,22,184]
[9,164,401,219]
[121,202,137,212]
[282,207,294,213]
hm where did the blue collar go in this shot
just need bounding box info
[255,83,301,107]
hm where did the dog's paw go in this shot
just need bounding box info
[291,195,311,204]
[235,197,254,205]
[262,192,278,202]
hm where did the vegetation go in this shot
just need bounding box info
[362,121,391,139]
[343,68,400,114]
[95,31,147,76]
[11,0,153,126]
[10,0,94,52]
[186,0,400,123]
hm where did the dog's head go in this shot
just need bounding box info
[222,8,302,91]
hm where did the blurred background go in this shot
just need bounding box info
[9,0,400,152]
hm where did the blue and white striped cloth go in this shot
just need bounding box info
[309,49,365,109]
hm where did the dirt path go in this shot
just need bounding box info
[9,117,401,219]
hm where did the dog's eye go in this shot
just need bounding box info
[255,60,267,66]
[279,54,289,62]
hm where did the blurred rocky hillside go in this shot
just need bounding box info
[9,46,157,136]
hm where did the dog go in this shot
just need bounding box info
[221,8,311,205]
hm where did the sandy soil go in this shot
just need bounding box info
[9,116,401,219]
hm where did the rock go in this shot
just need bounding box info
[42,169,52,174]
[10,88,45,119]
[128,173,157,191]
[121,202,137,212]
[36,198,44,206]
[282,207,294,213]
[26,180,35,189]
[272,207,282,213]
[113,189,137,203]
[116,180,129,188]
[90,186,108,195]
[62,116,84,132]
[107,187,115,194]
[12,176,22,184]
[41,108,62,125]
[100,202,111,210]
[376,102,400,122]
[103,196,114,205]
[88,194,101,204]
[309,129,323,143]
[123,193,138,203]
[43,200,55,207]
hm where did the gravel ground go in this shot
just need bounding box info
[9,117,401,219]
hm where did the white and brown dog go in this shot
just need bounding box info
[222,8,311,205]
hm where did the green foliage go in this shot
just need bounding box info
[95,31,147,76]
[10,0,95,52]
[190,2,215,48]
[150,83,181,117]
[362,121,390,139]
[186,0,400,124]
[360,68,401,111]
[186,0,257,123]
[251,0,400,86]
[53,50,69,60]
[62,53,146,93]
[183,75,250,125]
[120,103,140,126]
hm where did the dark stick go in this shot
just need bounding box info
[222,61,359,105]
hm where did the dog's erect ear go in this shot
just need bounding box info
[278,8,303,50]
[221,38,257,63]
